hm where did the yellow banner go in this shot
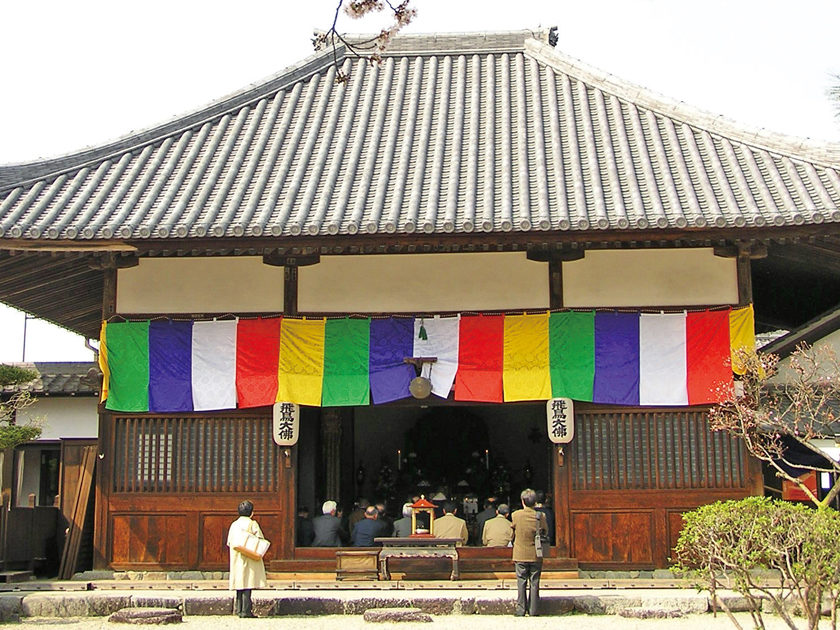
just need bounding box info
[729,305,756,375]
[99,321,110,403]
[277,318,326,406]
[503,312,551,402]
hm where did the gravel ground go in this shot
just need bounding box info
[15,613,809,629]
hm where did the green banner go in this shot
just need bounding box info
[104,321,150,412]
[322,318,370,407]
[549,311,595,402]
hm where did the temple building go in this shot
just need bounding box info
[1,28,840,575]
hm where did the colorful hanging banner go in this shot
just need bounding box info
[413,315,460,399]
[322,318,371,407]
[277,318,326,407]
[594,312,640,405]
[191,320,238,411]
[548,311,594,402]
[504,312,551,402]
[99,306,752,412]
[455,315,504,402]
[149,320,193,412]
[686,309,733,404]
[98,321,110,404]
[729,304,756,375]
[103,320,150,412]
[639,313,688,406]
[235,317,282,408]
[369,318,415,404]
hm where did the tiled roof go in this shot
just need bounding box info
[1,362,99,396]
[1,29,839,241]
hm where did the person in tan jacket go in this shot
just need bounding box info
[510,489,548,617]
[433,501,469,546]
[482,504,513,547]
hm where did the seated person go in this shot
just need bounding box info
[392,503,413,537]
[482,503,513,547]
[473,496,498,545]
[312,500,348,547]
[434,501,468,546]
[296,505,315,547]
[351,506,389,546]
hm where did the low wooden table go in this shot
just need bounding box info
[374,537,461,581]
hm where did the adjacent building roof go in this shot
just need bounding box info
[1,29,839,242]
[1,362,99,396]
[761,302,840,358]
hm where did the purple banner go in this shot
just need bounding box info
[593,312,640,405]
[369,318,415,404]
[149,320,194,412]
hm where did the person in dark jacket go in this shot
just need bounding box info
[312,500,348,547]
[295,505,315,547]
[351,506,389,546]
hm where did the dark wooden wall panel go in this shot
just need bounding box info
[566,407,761,569]
[666,510,686,556]
[200,511,283,568]
[572,511,653,565]
[111,514,188,565]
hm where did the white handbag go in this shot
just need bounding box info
[231,526,270,560]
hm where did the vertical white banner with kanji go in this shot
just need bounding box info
[546,398,574,443]
[273,402,300,446]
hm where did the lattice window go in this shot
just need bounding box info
[571,410,746,491]
[112,415,279,493]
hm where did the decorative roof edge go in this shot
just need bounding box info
[525,39,840,168]
[0,46,341,192]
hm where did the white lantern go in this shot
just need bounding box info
[273,402,300,446]
[546,398,574,444]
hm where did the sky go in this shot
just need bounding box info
[0,0,839,362]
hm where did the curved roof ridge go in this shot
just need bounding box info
[321,27,556,56]
[0,45,341,192]
[525,39,840,168]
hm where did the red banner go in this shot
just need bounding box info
[236,317,282,408]
[686,310,733,404]
[455,315,504,402]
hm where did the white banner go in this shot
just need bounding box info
[273,402,300,446]
[546,398,574,443]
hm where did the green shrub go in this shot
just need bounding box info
[674,497,840,630]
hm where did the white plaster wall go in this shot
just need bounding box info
[117,257,285,313]
[16,448,41,507]
[562,248,738,307]
[16,397,99,440]
[299,253,549,312]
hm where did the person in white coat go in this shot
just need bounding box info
[227,500,267,618]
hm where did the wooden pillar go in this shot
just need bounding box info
[321,409,342,502]
[549,258,564,309]
[551,443,570,556]
[736,245,753,307]
[714,241,767,307]
[284,265,298,316]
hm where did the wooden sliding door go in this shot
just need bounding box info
[94,410,293,570]
[560,408,761,569]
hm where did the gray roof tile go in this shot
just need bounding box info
[1,29,839,241]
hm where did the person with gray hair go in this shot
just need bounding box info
[311,499,347,547]
[482,503,513,547]
[511,488,547,616]
[392,502,413,537]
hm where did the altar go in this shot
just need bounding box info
[374,537,461,581]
